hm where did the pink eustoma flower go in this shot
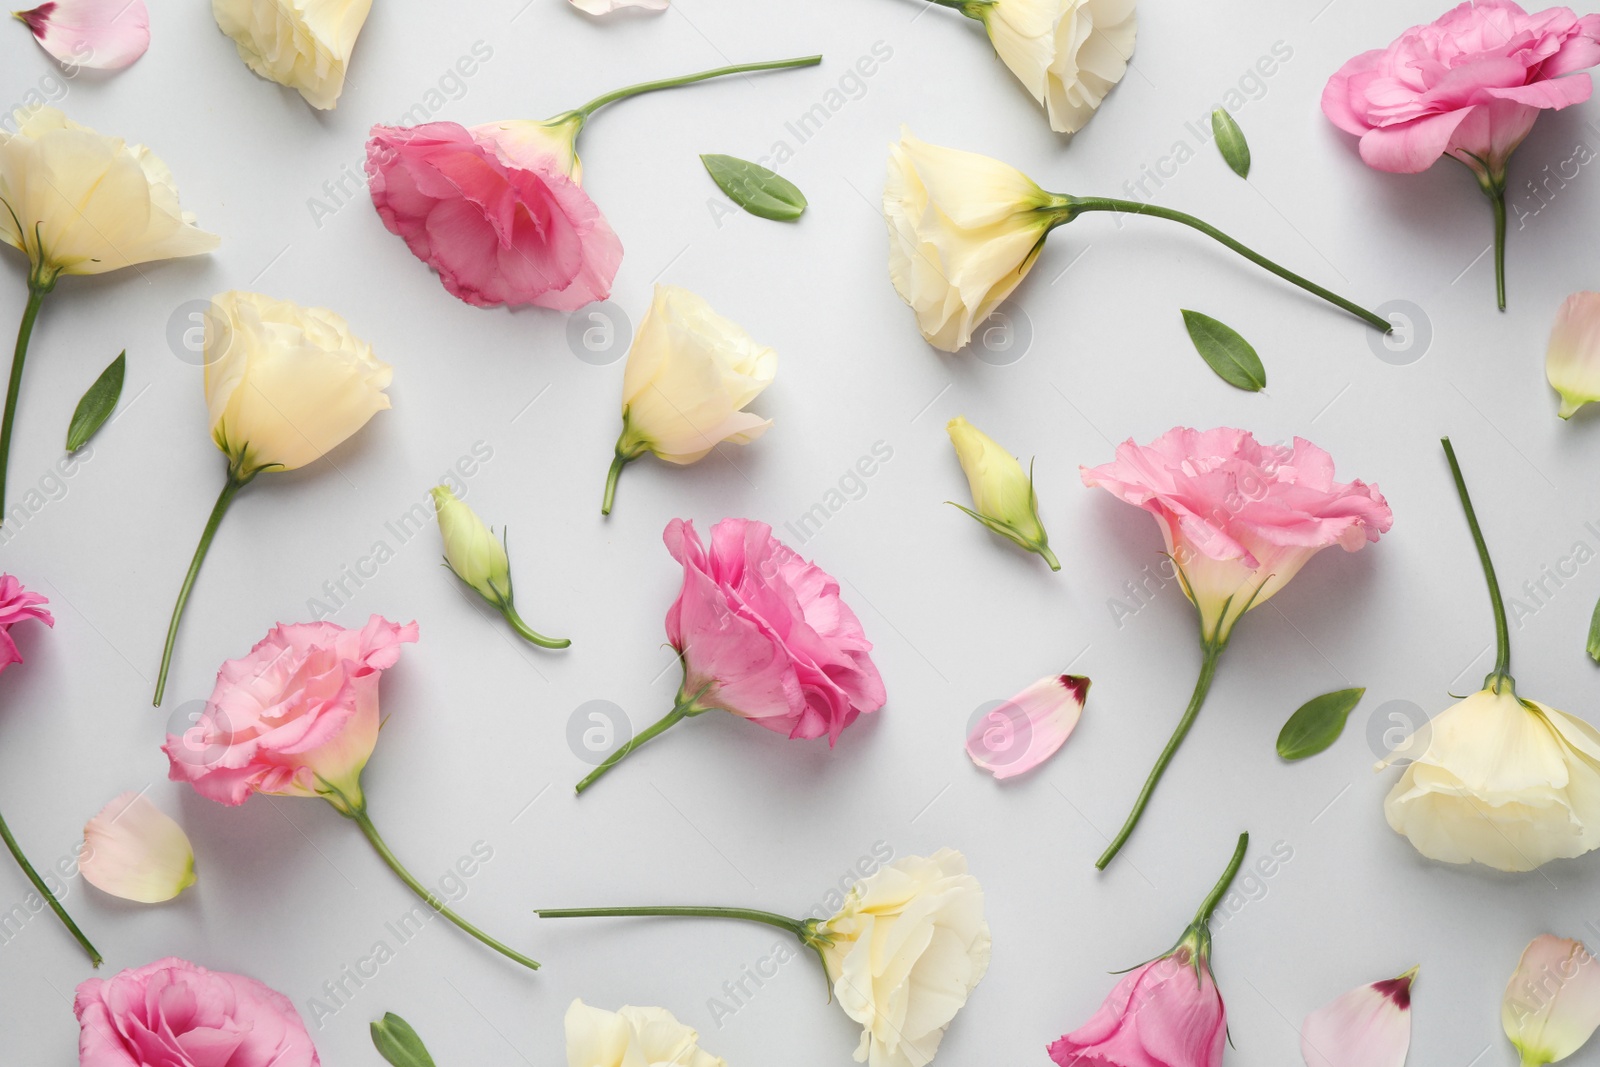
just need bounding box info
[1322,0,1600,308]
[15,0,150,70]
[576,518,886,793]
[1302,969,1416,1067]
[967,674,1088,780]
[0,572,52,674]
[76,957,318,1067]
[365,121,623,311]
[162,615,418,808]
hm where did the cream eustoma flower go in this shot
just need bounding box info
[431,485,570,649]
[602,284,776,514]
[564,1000,725,1067]
[962,0,1138,133]
[817,849,992,1067]
[154,291,393,707]
[1502,935,1600,1067]
[212,0,372,110]
[80,792,196,904]
[885,130,1065,353]
[946,415,1057,569]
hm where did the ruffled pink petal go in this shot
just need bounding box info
[967,674,1088,780]
[17,0,149,70]
[1358,109,1472,172]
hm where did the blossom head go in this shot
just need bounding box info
[76,957,319,1067]
[163,616,418,810]
[1381,687,1600,871]
[1546,291,1600,418]
[978,0,1138,133]
[1503,935,1600,1066]
[816,849,990,1067]
[1081,428,1393,644]
[1048,939,1226,1067]
[473,114,586,183]
[563,1000,726,1067]
[884,130,1068,352]
[663,518,885,744]
[212,0,372,110]
[432,486,511,604]
[0,107,217,286]
[0,573,52,674]
[947,415,1056,567]
[203,291,393,477]
[1321,1,1600,178]
[365,121,623,311]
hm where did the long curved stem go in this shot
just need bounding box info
[1066,197,1392,332]
[347,806,539,971]
[0,803,100,966]
[573,56,823,120]
[154,471,249,706]
[500,602,570,649]
[1192,831,1249,927]
[536,905,807,938]
[575,699,694,794]
[1097,640,1226,870]
[1441,438,1512,690]
[0,284,48,521]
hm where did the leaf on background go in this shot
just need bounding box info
[1181,310,1266,391]
[1277,687,1367,761]
[65,351,125,453]
[371,1013,438,1067]
[701,154,807,221]
[1588,595,1600,663]
[1211,108,1251,178]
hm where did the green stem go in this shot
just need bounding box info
[575,695,698,794]
[1192,831,1249,927]
[345,804,539,971]
[573,56,823,121]
[153,470,250,706]
[536,905,807,938]
[923,0,991,16]
[1441,438,1512,691]
[0,803,100,966]
[1097,639,1227,869]
[1490,186,1507,313]
[1037,543,1061,572]
[1065,197,1392,333]
[500,601,570,649]
[0,282,49,522]
[600,451,631,516]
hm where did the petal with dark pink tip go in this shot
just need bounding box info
[16,0,149,70]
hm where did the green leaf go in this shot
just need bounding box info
[371,1013,437,1067]
[1211,108,1250,178]
[1277,687,1366,761]
[1588,594,1600,663]
[700,154,807,221]
[65,350,125,453]
[1181,310,1266,392]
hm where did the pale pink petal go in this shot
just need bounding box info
[1302,971,1414,1067]
[569,0,668,12]
[17,0,150,70]
[1503,935,1600,1066]
[80,792,196,904]
[967,674,1088,780]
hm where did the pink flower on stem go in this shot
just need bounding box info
[0,571,52,673]
[162,616,540,971]
[1082,428,1391,868]
[1048,832,1247,1067]
[14,0,150,71]
[76,957,318,1067]
[1322,1,1600,309]
[575,518,886,793]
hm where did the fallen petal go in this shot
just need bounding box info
[966,674,1088,780]
[1302,968,1414,1067]
[80,792,196,903]
[568,0,668,12]
[16,0,151,70]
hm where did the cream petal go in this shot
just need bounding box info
[80,792,196,903]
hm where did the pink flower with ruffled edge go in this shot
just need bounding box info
[0,573,52,674]
[1049,950,1227,1067]
[15,0,150,71]
[162,615,417,807]
[365,121,622,311]
[665,518,885,744]
[76,957,318,1067]
[1081,428,1392,645]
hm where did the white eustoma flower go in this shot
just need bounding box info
[1503,936,1600,1066]
[212,0,373,110]
[977,0,1138,133]
[564,1000,725,1067]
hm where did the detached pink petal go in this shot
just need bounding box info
[967,674,1088,780]
[80,792,196,904]
[1503,935,1600,1066]
[1302,970,1415,1067]
[16,0,150,70]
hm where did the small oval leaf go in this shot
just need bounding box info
[1211,108,1250,178]
[65,350,125,453]
[1277,687,1367,761]
[371,1013,438,1067]
[701,154,807,221]
[1181,310,1266,391]
[1588,594,1600,663]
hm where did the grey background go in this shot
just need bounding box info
[3,0,1600,1063]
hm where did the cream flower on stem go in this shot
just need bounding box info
[918,0,1137,133]
[946,415,1057,569]
[1379,440,1600,871]
[1503,935,1600,1066]
[602,286,776,515]
[152,292,392,706]
[80,792,196,904]
[431,485,569,649]
[539,850,989,1067]
[0,107,217,519]
[884,131,1391,353]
